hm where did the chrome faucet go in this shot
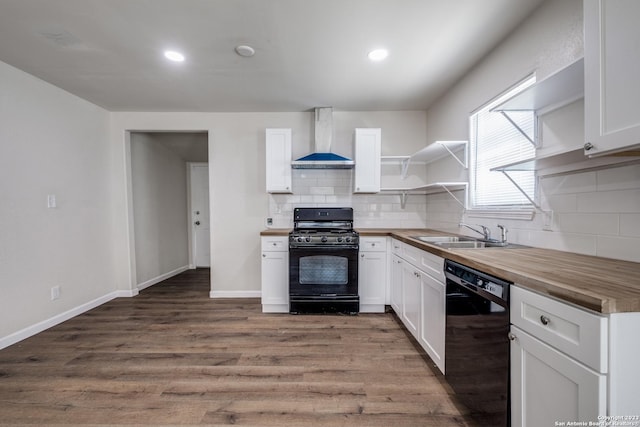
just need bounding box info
[459,223,491,240]
[497,224,508,244]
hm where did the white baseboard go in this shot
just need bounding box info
[137,265,191,291]
[210,290,261,298]
[0,291,120,350]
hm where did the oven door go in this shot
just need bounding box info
[289,246,358,297]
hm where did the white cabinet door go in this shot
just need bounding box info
[401,261,421,339]
[419,273,445,373]
[261,237,289,313]
[584,0,640,156]
[353,128,381,193]
[510,326,606,427]
[358,251,387,313]
[265,128,292,193]
[358,237,387,313]
[390,254,403,315]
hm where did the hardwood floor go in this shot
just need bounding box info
[0,268,475,426]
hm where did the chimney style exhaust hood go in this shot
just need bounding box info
[291,107,354,169]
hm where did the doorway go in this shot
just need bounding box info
[189,163,210,267]
[128,131,209,291]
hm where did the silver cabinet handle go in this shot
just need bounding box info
[584,142,594,151]
[361,254,365,258]
[540,315,551,326]
[508,332,517,341]
[194,221,201,225]
[262,254,266,258]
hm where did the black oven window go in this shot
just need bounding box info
[299,255,348,285]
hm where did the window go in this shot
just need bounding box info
[469,76,536,210]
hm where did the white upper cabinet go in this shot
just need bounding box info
[265,128,292,193]
[353,128,381,193]
[584,0,640,156]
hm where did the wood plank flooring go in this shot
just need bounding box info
[0,268,475,426]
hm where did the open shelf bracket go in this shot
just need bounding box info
[499,170,539,209]
[500,111,535,146]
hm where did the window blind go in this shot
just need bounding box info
[470,76,536,208]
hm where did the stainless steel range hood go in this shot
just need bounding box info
[291,107,354,169]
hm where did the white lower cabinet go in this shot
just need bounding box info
[389,238,446,373]
[510,285,607,426]
[510,325,606,426]
[358,237,387,313]
[401,261,421,339]
[261,236,289,313]
[390,254,403,314]
[419,272,445,373]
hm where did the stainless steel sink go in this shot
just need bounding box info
[411,235,524,249]
[411,236,476,244]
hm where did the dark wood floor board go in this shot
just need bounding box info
[0,268,478,426]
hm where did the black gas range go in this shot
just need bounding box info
[289,207,359,314]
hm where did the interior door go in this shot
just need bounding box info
[190,163,210,267]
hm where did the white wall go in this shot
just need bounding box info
[130,132,190,287]
[268,111,430,229]
[110,111,430,296]
[0,60,116,346]
[423,0,640,263]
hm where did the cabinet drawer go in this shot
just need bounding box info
[419,250,445,282]
[401,242,422,266]
[511,286,608,373]
[390,239,402,255]
[261,236,289,252]
[360,237,387,252]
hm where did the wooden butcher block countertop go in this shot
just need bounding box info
[261,228,640,314]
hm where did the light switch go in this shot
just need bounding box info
[47,194,56,208]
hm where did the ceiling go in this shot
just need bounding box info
[0,0,545,112]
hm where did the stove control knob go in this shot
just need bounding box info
[305,237,311,242]
[337,237,343,242]
[345,237,351,242]
[321,236,328,243]
[297,237,303,242]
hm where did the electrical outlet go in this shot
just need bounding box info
[542,210,554,230]
[266,217,273,226]
[47,194,57,208]
[51,286,61,301]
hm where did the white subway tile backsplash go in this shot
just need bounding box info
[267,163,639,263]
[541,172,597,195]
[620,214,640,237]
[553,213,619,235]
[596,163,640,191]
[596,236,640,263]
[577,189,640,213]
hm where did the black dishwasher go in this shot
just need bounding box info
[444,259,511,427]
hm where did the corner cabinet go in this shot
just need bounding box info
[584,0,640,156]
[353,128,381,193]
[265,128,292,193]
[261,236,289,313]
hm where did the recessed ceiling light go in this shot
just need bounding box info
[368,48,389,61]
[235,45,255,57]
[164,50,185,62]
